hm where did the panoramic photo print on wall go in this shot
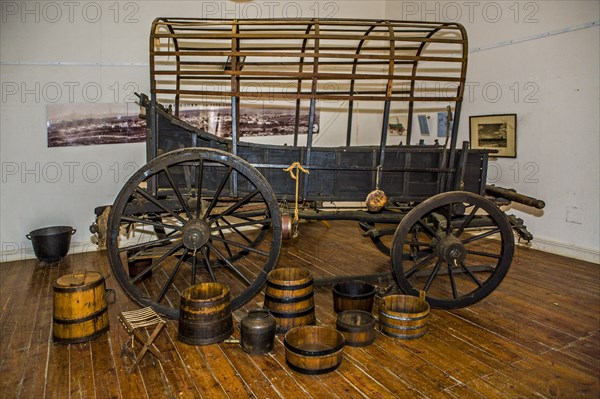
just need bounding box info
[47,103,146,147]
[470,114,517,158]
[178,105,320,138]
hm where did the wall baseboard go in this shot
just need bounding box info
[527,237,600,264]
[0,241,99,263]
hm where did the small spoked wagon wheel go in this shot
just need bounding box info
[391,191,514,309]
[107,148,282,318]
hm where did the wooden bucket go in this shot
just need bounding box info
[336,310,376,347]
[264,268,316,333]
[284,326,345,374]
[379,291,430,340]
[178,283,233,345]
[332,280,376,313]
[53,270,109,344]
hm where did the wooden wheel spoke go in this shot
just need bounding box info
[454,205,480,237]
[403,240,435,247]
[211,219,271,231]
[210,188,261,222]
[203,166,233,220]
[121,216,183,231]
[462,228,500,245]
[423,259,443,291]
[448,262,458,299]
[406,253,436,278]
[195,160,204,219]
[459,261,483,288]
[118,234,182,253]
[417,219,441,240]
[156,249,189,303]
[219,218,253,244]
[210,236,269,256]
[164,167,192,220]
[207,242,252,286]
[134,187,187,224]
[202,247,217,283]
[131,243,184,284]
[214,220,233,257]
[465,249,501,259]
[445,203,453,235]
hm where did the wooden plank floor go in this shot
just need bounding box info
[1,220,598,398]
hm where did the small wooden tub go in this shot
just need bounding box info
[332,280,376,313]
[379,292,430,339]
[336,310,376,347]
[53,271,109,344]
[178,283,233,345]
[284,326,345,374]
[264,268,315,333]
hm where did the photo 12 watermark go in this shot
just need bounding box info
[1,1,140,24]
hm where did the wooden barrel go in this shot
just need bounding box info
[53,271,109,344]
[264,268,316,333]
[178,283,233,345]
[379,292,430,340]
[336,310,376,347]
[284,326,345,374]
[332,280,376,313]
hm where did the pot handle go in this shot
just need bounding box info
[71,229,77,235]
[26,234,31,240]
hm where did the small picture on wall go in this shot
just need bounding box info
[417,115,430,135]
[47,103,145,147]
[470,114,517,158]
[437,111,454,138]
[388,116,407,136]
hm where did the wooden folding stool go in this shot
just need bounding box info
[118,307,167,373]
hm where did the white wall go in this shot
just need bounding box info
[0,0,387,261]
[386,0,599,262]
[2,1,598,263]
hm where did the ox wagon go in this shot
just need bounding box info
[101,18,545,318]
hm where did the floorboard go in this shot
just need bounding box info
[0,221,598,399]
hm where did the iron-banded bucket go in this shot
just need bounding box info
[178,283,233,345]
[379,291,430,339]
[332,280,376,313]
[264,268,316,333]
[52,270,109,344]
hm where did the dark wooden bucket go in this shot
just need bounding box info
[53,271,109,344]
[284,326,345,374]
[178,283,233,345]
[264,268,316,333]
[379,291,430,340]
[336,310,376,347]
[332,280,376,313]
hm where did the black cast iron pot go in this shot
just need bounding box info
[26,226,76,262]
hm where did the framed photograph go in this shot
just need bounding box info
[470,114,517,158]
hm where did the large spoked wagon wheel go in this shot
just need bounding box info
[107,148,282,318]
[391,192,514,309]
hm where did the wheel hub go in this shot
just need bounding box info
[436,235,466,264]
[182,220,211,250]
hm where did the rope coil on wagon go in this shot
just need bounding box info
[283,162,309,238]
